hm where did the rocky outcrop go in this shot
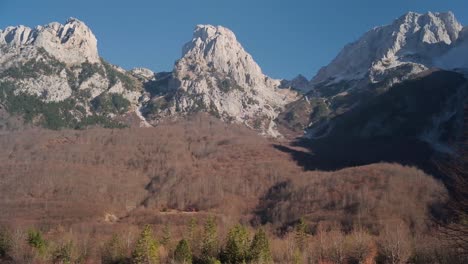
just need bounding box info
[0,17,99,65]
[311,12,463,87]
[0,18,144,129]
[435,27,468,71]
[146,25,297,136]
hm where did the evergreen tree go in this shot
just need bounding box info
[188,218,197,246]
[248,229,272,263]
[223,225,250,263]
[102,234,127,264]
[131,225,159,264]
[200,217,218,262]
[294,218,307,252]
[160,223,171,247]
[174,239,192,264]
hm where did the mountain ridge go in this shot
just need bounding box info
[0,12,466,142]
[310,11,464,89]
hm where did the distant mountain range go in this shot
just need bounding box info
[0,11,466,153]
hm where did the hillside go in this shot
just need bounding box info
[0,114,450,259]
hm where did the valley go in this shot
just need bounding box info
[0,9,466,264]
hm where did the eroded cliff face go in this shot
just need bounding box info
[311,11,463,88]
[145,24,297,136]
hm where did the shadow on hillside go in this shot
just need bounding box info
[274,137,444,176]
[274,70,468,178]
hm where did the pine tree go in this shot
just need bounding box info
[200,217,218,261]
[174,239,192,264]
[188,218,197,246]
[294,218,307,252]
[248,228,272,264]
[161,223,171,247]
[223,225,250,263]
[102,234,126,264]
[131,225,159,264]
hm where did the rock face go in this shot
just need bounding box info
[145,25,297,136]
[130,67,156,81]
[0,20,299,136]
[436,27,468,70]
[285,11,468,153]
[0,17,99,66]
[0,18,143,129]
[1,13,466,142]
[312,12,463,86]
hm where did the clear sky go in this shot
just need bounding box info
[1,0,467,79]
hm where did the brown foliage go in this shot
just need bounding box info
[0,113,457,263]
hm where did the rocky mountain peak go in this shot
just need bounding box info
[311,11,463,86]
[146,24,297,136]
[396,11,462,45]
[35,17,99,64]
[0,17,99,65]
[179,24,269,89]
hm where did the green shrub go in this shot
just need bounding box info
[78,62,105,85]
[101,59,137,90]
[248,229,272,263]
[222,225,250,264]
[174,239,192,264]
[201,217,218,260]
[0,49,66,80]
[101,234,127,264]
[294,218,307,252]
[91,93,130,114]
[0,81,126,130]
[0,227,11,258]
[27,229,47,256]
[160,224,171,247]
[131,225,159,264]
[111,94,131,113]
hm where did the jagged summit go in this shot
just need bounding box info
[178,24,273,90]
[0,17,99,65]
[182,24,239,55]
[311,11,463,85]
[145,24,297,136]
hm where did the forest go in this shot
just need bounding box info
[0,114,466,263]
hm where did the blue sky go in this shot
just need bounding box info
[1,0,467,79]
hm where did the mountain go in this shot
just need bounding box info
[311,11,463,87]
[0,17,99,66]
[280,74,311,93]
[0,13,466,141]
[0,20,297,136]
[436,27,468,70]
[0,18,145,130]
[142,25,297,136]
[278,11,468,154]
